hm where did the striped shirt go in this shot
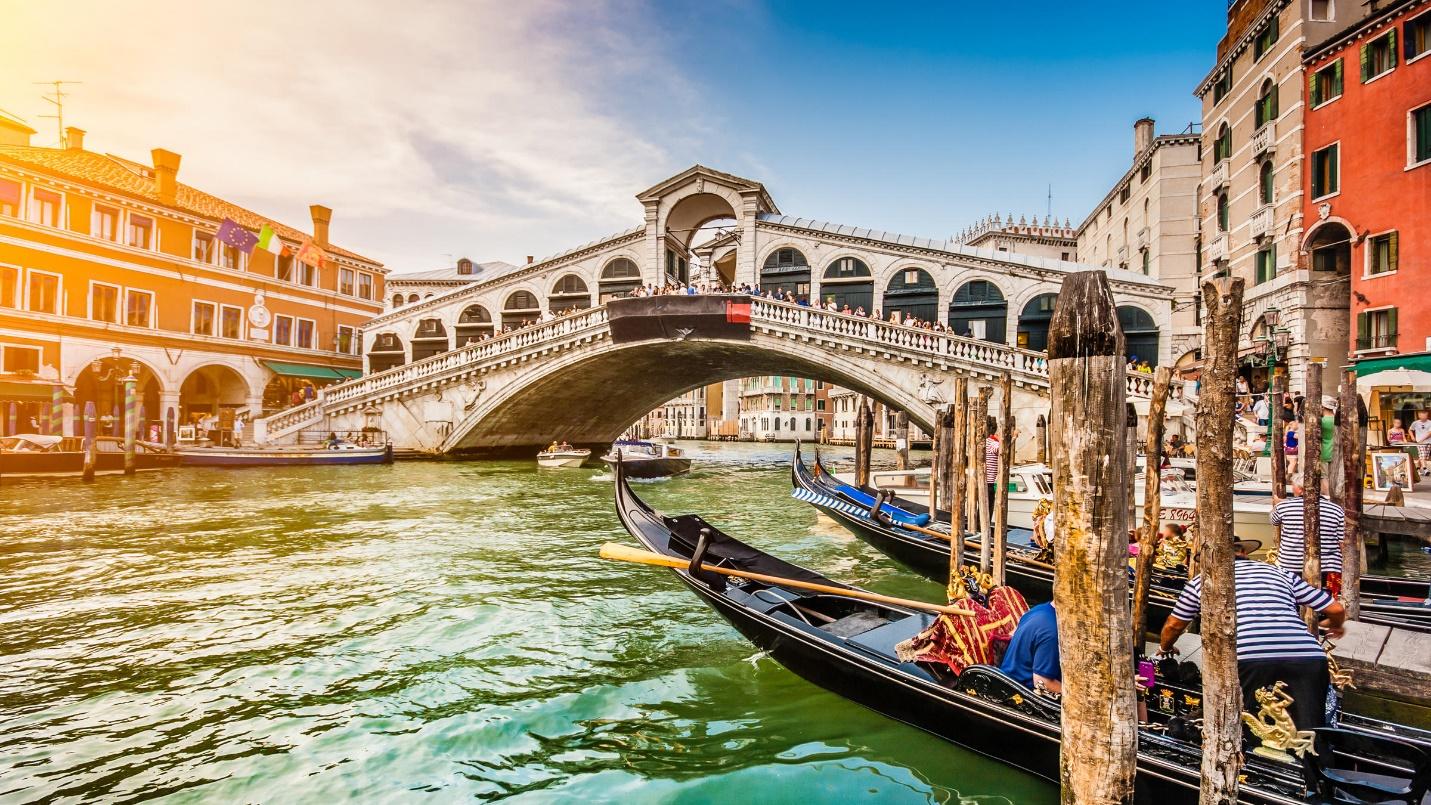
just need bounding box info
[985,437,1000,484]
[1269,495,1345,575]
[1171,559,1335,661]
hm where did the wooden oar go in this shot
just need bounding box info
[600,542,974,616]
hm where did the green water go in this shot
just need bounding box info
[0,441,1054,804]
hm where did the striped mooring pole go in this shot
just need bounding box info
[165,406,176,449]
[123,373,137,475]
[136,402,147,443]
[6,401,15,436]
[82,400,97,482]
[51,384,64,437]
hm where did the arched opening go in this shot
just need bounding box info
[760,248,811,299]
[411,318,450,361]
[178,364,250,439]
[1308,221,1353,275]
[947,280,1007,343]
[548,274,591,312]
[1017,293,1059,352]
[1117,306,1159,366]
[664,193,738,285]
[1255,79,1278,129]
[407,293,419,304]
[73,357,162,439]
[368,332,406,373]
[1214,122,1231,162]
[1259,161,1275,205]
[820,257,873,313]
[391,292,404,308]
[599,258,641,301]
[710,249,737,287]
[455,304,495,346]
[883,267,938,322]
[503,290,541,330]
[1217,192,1230,231]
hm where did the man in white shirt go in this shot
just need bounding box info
[1253,394,1270,427]
[1411,411,1431,472]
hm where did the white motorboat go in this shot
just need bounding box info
[536,445,591,468]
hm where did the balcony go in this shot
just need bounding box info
[1206,233,1229,262]
[1248,205,1275,240]
[1135,227,1149,250]
[1204,160,1229,192]
[1251,121,1276,157]
[1356,333,1398,354]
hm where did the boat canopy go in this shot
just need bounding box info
[0,433,63,450]
[260,360,363,381]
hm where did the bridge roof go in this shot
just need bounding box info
[388,260,522,283]
[637,165,779,214]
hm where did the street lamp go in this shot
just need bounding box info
[1256,307,1292,456]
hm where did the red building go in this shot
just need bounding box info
[1302,0,1431,432]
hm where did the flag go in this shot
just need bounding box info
[296,239,327,268]
[216,218,259,254]
[256,223,284,255]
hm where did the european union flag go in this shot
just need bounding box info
[216,218,258,255]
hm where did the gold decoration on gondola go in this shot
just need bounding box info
[1241,682,1318,762]
[1030,498,1054,562]
[1152,530,1192,573]
[1323,638,1355,691]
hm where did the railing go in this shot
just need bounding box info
[1135,227,1149,250]
[1206,233,1230,262]
[1248,205,1275,240]
[1356,333,1398,352]
[1251,121,1275,156]
[260,398,325,436]
[1204,160,1229,192]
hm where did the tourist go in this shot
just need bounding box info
[1000,601,1060,693]
[985,418,1001,516]
[1319,396,1337,480]
[1159,536,1345,732]
[1284,420,1300,476]
[1166,433,1184,457]
[1270,480,1346,594]
[1388,419,1407,445]
[1412,411,1431,472]
[1253,394,1270,428]
[233,415,245,446]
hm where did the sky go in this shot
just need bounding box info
[0,0,1225,273]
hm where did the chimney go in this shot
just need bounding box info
[64,127,86,150]
[1134,117,1155,157]
[526,255,534,264]
[310,204,332,248]
[151,148,181,205]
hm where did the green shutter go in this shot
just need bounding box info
[1334,60,1344,95]
[1419,108,1431,161]
[1389,30,1398,66]
[1310,71,1321,106]
[1389,308,1398,340]
[1357,311,1369,344]
[1389,232,1399,272]
[1361,43,1371,81]
[1329,145,1339,194]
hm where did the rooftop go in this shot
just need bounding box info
[388,259,523,283]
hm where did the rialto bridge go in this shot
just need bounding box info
[253,166,1181,455]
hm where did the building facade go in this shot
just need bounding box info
[1077,118,1204,366]
[386,256,520,312]
[739,375,824,442]
[0,118,385,439]
[955,214,1078,263]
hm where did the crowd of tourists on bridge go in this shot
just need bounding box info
[626,282,977,335]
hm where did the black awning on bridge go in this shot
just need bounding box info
[607,295,753,344]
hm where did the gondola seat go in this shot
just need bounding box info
[846,614,936,660]
[1309,727,1431,804]
[957,665,1061,720]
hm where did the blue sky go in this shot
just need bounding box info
[1,0,1226,271]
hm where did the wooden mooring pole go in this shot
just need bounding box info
[950,377,968,539]
[994,371,1013,585]
[929,408,942,516]
[974,389,992,572]
[1270,371,1287,497]
[1197,277,1245,805]
[855,398,873,488]
[895,410,910,470]
[1035,413,1048,464]
[1047,271,1136,803]
[1339,368,1365,619]
[1126,401,1139,537]
[1303,360,1326,627]
[1133,366,1172,649]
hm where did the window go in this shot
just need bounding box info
[1216,192,1229,232]
[1260,161,1275,204]
[357,272,373,300]
[0,179,19,217]
[299,261,317,287]
[1255,80,1278,128]
[1213,123,1231,162]
[193,231,215,263]
[192,301,216,336]
[274,253,295,283]
[1361,30,1397,82]
[1369,232,1399,275]
[1357,308,1398,351]
[29,188,60,226]
[296,318,315,349]
[1255,245,1277,284]
[1310,0,1331,21]
[1310,59,1344,106]
[2,345,41,373]
[274,314,293,346]
[1119,185,1130,203]
[1213,68,1233,104]
[338,268,355,296]
[220,305,242,339]
[1311,143,1339,198]
[220,243,242,270]
[0,265,18,308]
[1409,12,1430,61]
[337,325,357,355]
[92,205,119,241]
[27,270,59,314]
[1254,16,1278,61]
[1140,163,1151,183]
[90,282,119,323]
[127,214,153,249]
[1413,104,1431,166]
[125,289,153,328]
[1141,249,1150,275]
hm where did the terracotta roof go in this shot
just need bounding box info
[0,144,380,266]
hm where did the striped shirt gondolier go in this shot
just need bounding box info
[1268,495,1345,575]
[1171,559,1335,661]
[985,437,1000,484]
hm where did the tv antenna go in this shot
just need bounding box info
[35,80,82,146]
[1046,184,1052,219]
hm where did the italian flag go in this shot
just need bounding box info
[256,224,284,255]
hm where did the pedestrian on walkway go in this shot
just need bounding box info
[1411,411,1431,472]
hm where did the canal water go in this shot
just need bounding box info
[0,442,1056,804]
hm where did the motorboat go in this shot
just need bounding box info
[176,439,391,467]
[0,433,179,479]
[601,439,691,479]
[536,444,591,468]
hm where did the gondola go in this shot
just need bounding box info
[610,455,1431,804]
[794,445,1431,635]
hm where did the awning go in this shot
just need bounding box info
[1354,352,1431,376]
[1357,368,1431,393]
[0,380,68,402]
[260,360,360,381]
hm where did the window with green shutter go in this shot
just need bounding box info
[1408,13,1430,60]
[1217,192,1229,231]
[1215,123,1231,162]
[1260,160,1275,204]
[1362,30,1397,81]
[1369,232,1399,274]
[1414,105,1431,165]
[1213,68,1233,104]
[1311,59,1344,106]
[1255,16,1280,60]
[1256,80,1279,128]
[1312,143,1339,198]
[1255,245,1277,284]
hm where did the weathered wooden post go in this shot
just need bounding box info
[974,391,991,572]
[1303,361,1325,607]
[895,410,910,470]
[1133,366,1173,649]
[1126,401,1139,536]
[1197,277,1245,805]
[994,371,1014,585]
[50,383,64,436]
[1339,369,1365,619]
[855,398,873,487]
[929,408,942,513]
[950,377,968,539]
[122,369,137,475]
[939,403,957,514]
[1036,413,1047,464]
[1047,271,1136,803]
[165,406,176,449]
[1270,372,1287,496]
[82,401,97,483]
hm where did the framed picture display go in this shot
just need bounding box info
[1371,450,1413,492]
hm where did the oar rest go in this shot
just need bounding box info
[1309,728,1431,804]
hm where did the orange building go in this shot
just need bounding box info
[0,114,385,439]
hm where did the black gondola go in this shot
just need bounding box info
[610,455,1431,803]
[792,445,1431,634]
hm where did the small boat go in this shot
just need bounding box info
[177,440,392,467]
[611,454,1431,803]
[1,434,178,478]
[536,445,591,468]
[601,439,691,478]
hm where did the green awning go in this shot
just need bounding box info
[260,360,352,381]
[334,368,363,380]
[0,380,67,402]
[1354,352,1431,376]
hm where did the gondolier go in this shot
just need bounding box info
[1269,481,1345,594]
[1158,537,1346,732]
[985,419,1001,514]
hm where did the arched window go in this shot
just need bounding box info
[368,332,406,373]
[1214,122,1232,163]
[760,248,811,299]
[503,290,541,329]
[548,274,591,311]
[599,258,641,301]
[821,257,873,312]
[1217,192,1230,232]
[947,280,1007,343]
[1255,79,1279,129]
[411,318,450,361]
[883,267,938,322]
[407,293,420,304]
[391,293,403,308]
[1016,293,1059,352]
[1259,161,1275,205]
[1117,306,1159,367]
[455,304,494,346]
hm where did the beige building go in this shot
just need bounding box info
[1077,118,1203,365]
[386,256,520,312]
[955,214,1077,263]
[1195,0,1362,387]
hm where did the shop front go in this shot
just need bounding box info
[260,361,362,415]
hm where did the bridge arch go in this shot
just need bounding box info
[411,318,451,361]
[882,265,939,323]
[548,273,592,312]
[1016,292,1060,352]
[367,332,406,373]
[455,304,495,346]
[947,277,1009,344]
[502,289,542,329]
[1117,304,1160,366]
[818,254,874,313]
[598,256,642,301]
[758,245,812,299]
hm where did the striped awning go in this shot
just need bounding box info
[261,361,362,381]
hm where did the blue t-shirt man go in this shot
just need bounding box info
[999,602,1061,692]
